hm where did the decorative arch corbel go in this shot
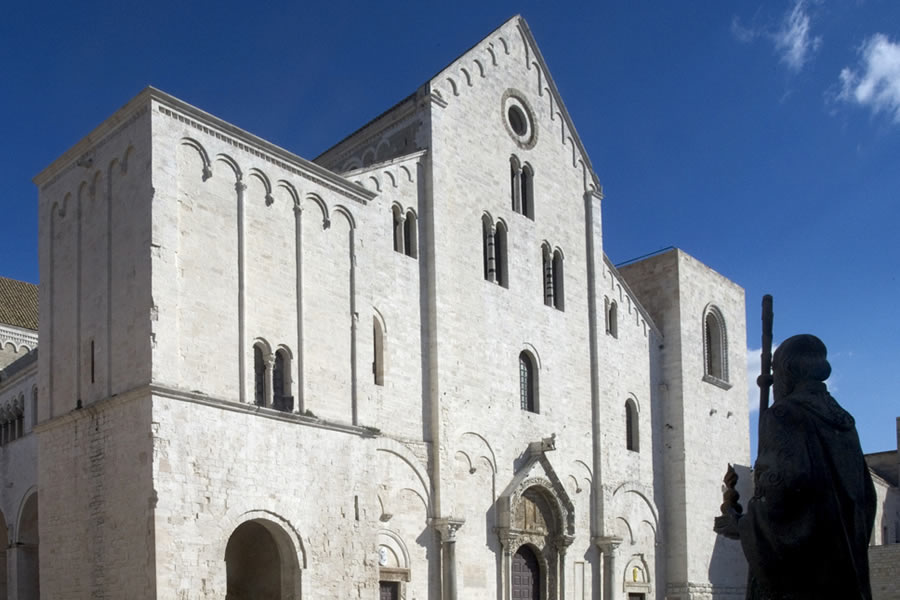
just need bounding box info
[248,168,274,205]
[180,137,212,181]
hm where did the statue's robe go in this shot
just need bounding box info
[739,382,876,600]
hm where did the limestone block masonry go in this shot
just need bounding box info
[26,15,753,600]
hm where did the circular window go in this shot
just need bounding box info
[508,105,527,136]
[502,90,537,149]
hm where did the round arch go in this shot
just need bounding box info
[223,511,305,600]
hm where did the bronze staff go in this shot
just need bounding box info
[758,295,774,431]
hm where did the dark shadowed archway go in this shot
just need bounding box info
[225,518,302,600]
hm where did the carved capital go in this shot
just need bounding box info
[592,535,623,554]
[434,517,465,543]
[235,180,247,193]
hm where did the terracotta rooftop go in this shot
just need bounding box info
[0,276,38,331]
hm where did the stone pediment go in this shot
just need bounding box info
[496,436,575,542]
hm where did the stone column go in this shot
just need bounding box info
[264,352,275,408]
[593,536,622,600]
[513,166,523,213]
[6,543,17,600]
[293,204,304,414]
[556,535,575,600]
[497,530,514,600]
[235,179,248,403]
[435,518,465,600]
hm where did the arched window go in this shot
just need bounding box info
[482,215,494,282]
[495,221,508,288]
[403,210,418,259]
[273,349,292,412]
[552,249,564,310]
[373,316,385,386]
[606,299,618,338]
[391,205,404,253]
[509,156,535,219]
[625,399,639,451]
[521,164,534,219]
[253,344,266,406]
[703,305,729,385]
[510,156,521,212]
[519,351,538,413]
[542,244,553,307]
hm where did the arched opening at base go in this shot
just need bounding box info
[512,545,540,600]
[225,519,300,600]
[17,492,39,600]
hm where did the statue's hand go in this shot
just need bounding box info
[714,508,741,540]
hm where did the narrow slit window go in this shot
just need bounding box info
[542,245,553,306]
[392,205,404,254]
[403,210,418,259]
[253,344,265,406]
[495,222,508,288]
[521,164,534,219]
[625,399,639,451]
[373,317,385,386]
[552,249,564,311]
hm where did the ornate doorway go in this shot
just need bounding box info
[511,546,540,600]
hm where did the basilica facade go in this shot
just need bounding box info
[1,15,760,600]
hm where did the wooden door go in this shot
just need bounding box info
[511,546,540,600]
[379,581,399,600]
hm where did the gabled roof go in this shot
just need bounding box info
[315,15,603,192]
[0,276,38,331]
[427,15,601,192]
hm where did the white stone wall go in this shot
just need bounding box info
[37,392,156,599]
[620,249,750,600]
[151,394,434,600]
[36,102,153,423]
[22,16,759,600]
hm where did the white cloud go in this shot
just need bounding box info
[731,16,759,44]
[838,33,900,123]
[773,0,822,72]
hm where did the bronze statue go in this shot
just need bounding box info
[715,333,877,600]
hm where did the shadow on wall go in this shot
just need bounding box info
[708,463,751,586]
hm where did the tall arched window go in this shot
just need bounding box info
[521,164,534,219]
[392,205,404,254]
[552,249,564,310]
[519,351,538,413]
[253,344,266,406]
[510,156,521,212]
[403,210,418,259]
[495,221,508,288]
[509,156,535,219]
[542,244,553,307]
[703,305,729,385]
[273,349,292,412]
[606,299,618,338]
[625,399,639,451]
[373,316,385,386]
[482,215,493,281]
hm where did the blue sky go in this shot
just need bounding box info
[1,1,898,455]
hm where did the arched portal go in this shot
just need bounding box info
[225,519,301,600]
[511,545,540,600]
[17,492,39,599]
